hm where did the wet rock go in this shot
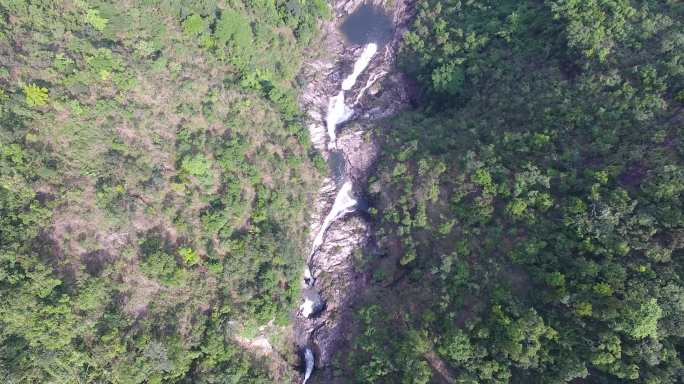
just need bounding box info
[300,288,326,318]
[303,265,315,287]
[338,129,378,184]
[308,215,369,363]
[294,0,416,381]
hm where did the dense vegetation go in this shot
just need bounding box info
[346,0,684,383]
[0,0,328,382]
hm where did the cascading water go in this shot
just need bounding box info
[303,266,314,287]
[309,181,357,258]
[300,42,378,383]
[326,92,351,150]
[354,69,386,104]
[342,43,378,91]
[326,43,378,149]
[302,348,315,384]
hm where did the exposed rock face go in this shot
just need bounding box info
[338,129,378,184]
[300,287,326,318]
[307,214,368,364]
[294,0,415,382]
[299,0,414,158]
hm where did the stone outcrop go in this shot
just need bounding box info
[293,0,415,382]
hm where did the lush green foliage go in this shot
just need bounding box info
[345,1,684,383]
[22,83,48,106]
[0,0,328,382]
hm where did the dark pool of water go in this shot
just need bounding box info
[355,195,369,213]
[340,4,394,46]
[328,150,347,186]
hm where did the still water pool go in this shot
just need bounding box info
[340,4,393,46]
[328,150,347,186]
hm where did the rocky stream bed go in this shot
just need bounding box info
[293,1,415,382]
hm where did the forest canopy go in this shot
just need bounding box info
[1,0,684,383]
[343,0,684,383]
[0,0,327,382]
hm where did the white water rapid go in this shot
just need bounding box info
[326,43,378,149]
[309,181,357,258]
[342,43,378,91]
[300,297,316,318]
[303,266,314,286]
[301,42,378,384]
[302,348,315,384]
[326,91,351,150]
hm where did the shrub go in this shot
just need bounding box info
[86,9,108,31]
[23,83,48,107]
[182,14,206,36]
[179,247,199,266]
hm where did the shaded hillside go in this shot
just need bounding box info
[344,1,684,383]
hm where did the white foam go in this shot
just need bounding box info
[302,348,314,384]
[342,43,378,91]
[325,43,378,149]
[325,91,352,149]
[300,298,315,318]
[310,181,357,257]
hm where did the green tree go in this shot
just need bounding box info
[85,9,108,31]
[438,329,475,364]
[215,10,253,49]
[182,14,206,36]
[179,247,199,266]
[23,83,48,106]
[619,298,663,340]
[548,0,636,61]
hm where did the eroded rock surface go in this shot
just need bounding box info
[294,0,415,382]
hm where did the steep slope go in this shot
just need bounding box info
[0,1,326,382]
[343,1,684,383]
[292,1,416,383]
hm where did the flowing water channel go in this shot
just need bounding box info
[299,43,376,384]
[298,4,395,383]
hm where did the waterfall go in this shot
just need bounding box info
[354,69,386,104]
[310,181,357,257]
[326,43,378,149]
[342,43,378,91]
[303,266,314,287]
[316,43,378,254]
[326,91,352,149]
[300,297,316,318]
[300,42,378,383]
[302,348,315,384]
